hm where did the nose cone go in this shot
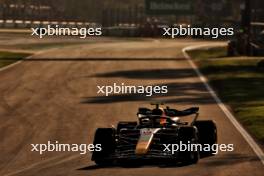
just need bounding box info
[135,128,160,155]
[135,141,150,155]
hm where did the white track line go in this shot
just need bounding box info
[182,45,264,165]
[0,60,24,72]
[0,47,64,72]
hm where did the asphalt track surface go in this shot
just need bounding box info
[0,38,263,176]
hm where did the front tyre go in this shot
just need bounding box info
[178,127,200,165]
[91,128,116,165]
[194,120,217,156]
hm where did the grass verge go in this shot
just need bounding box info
[0,51,31,68]
[187,47,264,143]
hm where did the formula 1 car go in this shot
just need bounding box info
[91,103,217,166]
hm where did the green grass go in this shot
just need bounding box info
[187,46,227,60]
[187,47,264,143]
[0,51,31,68]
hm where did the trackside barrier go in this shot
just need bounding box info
[0,20,98,29]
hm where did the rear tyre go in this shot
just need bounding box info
[194,120,217,156]
[91,128,116,165]
[178,127,200,165]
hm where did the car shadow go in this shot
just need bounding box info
[78,162,189,170]
[78,155,215,171]
[78,153,260,171]
[90,68,197,80]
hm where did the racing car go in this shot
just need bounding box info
[91,103,217,165]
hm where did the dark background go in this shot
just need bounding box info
[0,0,263,25]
